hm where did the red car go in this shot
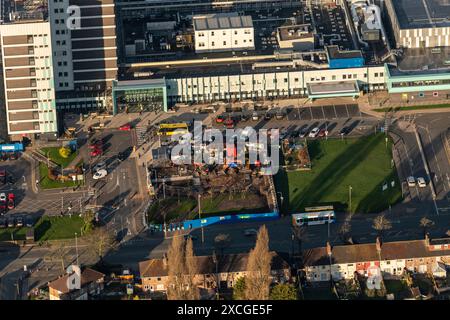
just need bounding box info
[215,115,225,123]
[224,119,234,129]
[318,129,327,138]
[119,124,132,131]
[7,193,14,210]
[90,148,102,157]
[89,141,103,149]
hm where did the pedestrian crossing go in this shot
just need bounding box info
[135,126,148,146]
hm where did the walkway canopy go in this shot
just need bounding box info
[307,81,360,100]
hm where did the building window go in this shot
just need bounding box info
[211,42,215,46]
[223,31,226,35]
[284,78,288,83]
[211,32,214,36]
[235,40,238,45]
[294,78,299,82]
[27,35,33,44]
[374,73,379,77]
[343,75,347,79]
[332,75,336,80]
[353,74,357,79]
[223,41,226,45]
[364,73,367,78]
[380,72,384,77]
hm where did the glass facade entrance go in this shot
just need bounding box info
[112,79,167,114]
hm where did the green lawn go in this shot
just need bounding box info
[0,227,29,241]
[39,163,81,189]
[34,215,85,241]
[275,134,402,213]
[41,147,78,167]
[147,197,197,224]
[374,103,450,113]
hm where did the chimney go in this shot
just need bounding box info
[326,241,332,256]
[425,233,430,247]
[376,237,382,252]
[162,253,168,267]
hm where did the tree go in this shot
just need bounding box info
[232,277,246,300]
[269,284,298,300]
[372,214,392,239]
[338,221,352,243]
[245,225,272,300]
[419,217,434,237]
[52,242,69,272]
[185,238,199,300]
[167,232,186,300]
[214,233,231,256]
[59,146,72,159]
[85,227,116,262]
[81,210,95,235]
[292,225,308,256]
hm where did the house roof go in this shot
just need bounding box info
[48,267,105,294]
[139,251,289,278]
[303,238,450,267]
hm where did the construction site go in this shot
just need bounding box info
[146,145,278,227]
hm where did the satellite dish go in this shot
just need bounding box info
[66,265,81,290]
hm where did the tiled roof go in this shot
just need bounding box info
[139,251,289,278]
[303,239,450,267]
[48,267,105,294]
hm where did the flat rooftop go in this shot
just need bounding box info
[278,24,313,41]
[389,47,450,76]
[392,0,450,29]
[326,45,363,59]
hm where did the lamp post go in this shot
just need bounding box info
[75,232,79,267]
[198,194,205,244]
[348,185,353,215]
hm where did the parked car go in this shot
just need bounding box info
[407,176,416,187]
[7,217,14,228]
[339,127,350,136]
[8,153,18,160]
[93,169,108,180]
[0,153,8,161]
[93,162,106,172]
[0,201,6,215]
[25,215,34,228]
[240,114,250,122]
[7,193,14,210]
[252,112,259,121]
[215,115,225,123]
[417,177,427,188]
[90,148,103,157]
[0,217,6,228]
[119,124,132,131]
[0,168,6,184]
[224,118,234,129]
[0,193,6,202]
[318,129,327,137]
[264,113,273,120]
[244,228,258,236]
[299,128,308,138]
[309,127,320,138]
[15,216,23,227]
[275,112,285,120]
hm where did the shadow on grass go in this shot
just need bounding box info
[289,134,394,213]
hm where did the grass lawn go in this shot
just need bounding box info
[41,147,78,167]
[275,134,402,213]
[374,103,450,113]
[147,197,197,224]
[34,215,84,241]
[0,227,29,241]
[39,163,81,189]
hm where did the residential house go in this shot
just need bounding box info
[139,251,291,293]
[48,267,105,300]
[302,236,450,282]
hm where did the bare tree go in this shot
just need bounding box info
[419,217,434,237]
[338,221,352,243]
[214,233,231,256]
[167,232,186,300]
[245,225,272,300]
[372,215,392,239]
[185,238,199,300]
[85,227,116,262]
[52,242,69,273]
[292,225,308,257]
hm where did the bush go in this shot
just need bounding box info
[59,146,72,159]
[232,277,246,300]
[269,284,298,300]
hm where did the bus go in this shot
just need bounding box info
[157,123,189,136]
[292,210,335,226]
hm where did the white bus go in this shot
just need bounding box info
[292,211,336,226]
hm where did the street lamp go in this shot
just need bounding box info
[348,185,353,214]
[75,232,79,267]
[276,192,284,207]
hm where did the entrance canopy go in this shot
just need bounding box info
[112,78,168,114]
[307,81,360,99]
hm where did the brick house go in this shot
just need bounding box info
[302,236,450,282]
[139,251,291,293]
[48,267,105,300]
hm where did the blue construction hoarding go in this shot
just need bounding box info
[0,143,23,152]
[329,57,364,69]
